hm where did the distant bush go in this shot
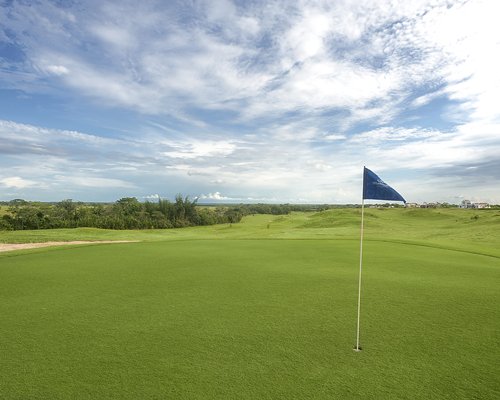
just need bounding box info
[1,197,330,231]
[0,198,352,231]
[1,196,234,231]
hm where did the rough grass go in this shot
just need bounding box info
[2,208,498,256]
[0,209,499,399]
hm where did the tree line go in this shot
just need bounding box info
[0,196,329,231]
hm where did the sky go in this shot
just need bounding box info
[1,0,499,204]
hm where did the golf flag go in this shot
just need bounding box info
[363,167,406,203]
[355,167,406,352]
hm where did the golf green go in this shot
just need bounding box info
[1,239,498,399]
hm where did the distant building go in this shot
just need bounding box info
[460,200,472,209]
[460,200,490,209]
[405,203,419,208]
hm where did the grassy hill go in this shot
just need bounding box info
[0,208,499,399]
[2,208,499,257]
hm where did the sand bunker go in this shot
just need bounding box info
[0,241,137,253]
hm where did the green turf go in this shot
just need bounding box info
[1,209,499,399]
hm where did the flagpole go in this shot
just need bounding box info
[355,197,365,351]
[353,166,405,351]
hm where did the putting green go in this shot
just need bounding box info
[0,239,498,399]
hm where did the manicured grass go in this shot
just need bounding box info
[0,209,499,398]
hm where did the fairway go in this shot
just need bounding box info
[1,233,499,399]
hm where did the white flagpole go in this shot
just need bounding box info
[354,197,365,351]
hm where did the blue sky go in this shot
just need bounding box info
[1,0,499,204]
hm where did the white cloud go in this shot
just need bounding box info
[162,139,237,159]
[281,10,331,62]
[388,0,500,126]
[350,127,441,144]
[410,89,447,108]
[45,65,70,76]
[0,119,114,144]
[324,134,346,141]
[348,122,500,185]
[143,194,160,200]
[198,192,287,203]
[199,192,233,201]
[308,162,332,172]
[0,176,38,189]
[53,175,135,189]
[89,25,135,50]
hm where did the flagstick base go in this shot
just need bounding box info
[353,346,362,352]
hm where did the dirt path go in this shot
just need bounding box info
[0,241,138,253]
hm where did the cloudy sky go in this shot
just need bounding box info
[1,0,499,204]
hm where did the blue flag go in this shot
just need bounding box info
[363,167,405,202]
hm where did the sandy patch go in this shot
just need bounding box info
[0,241,138,253]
